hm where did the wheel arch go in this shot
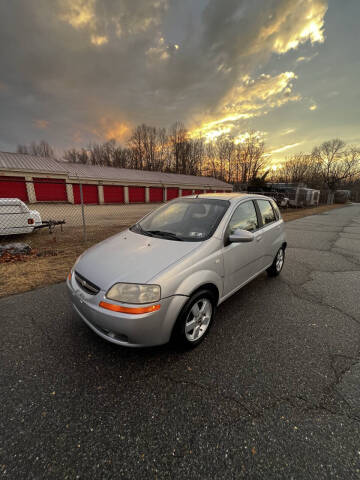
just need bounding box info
[188,283,220,306]
[173,270,223,306]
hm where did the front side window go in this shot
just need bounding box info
[227,201,259,234]
[257,199,276,225]
[131,198,230,242]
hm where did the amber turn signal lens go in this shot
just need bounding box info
[99,301,161,314]
[68,272,71,281]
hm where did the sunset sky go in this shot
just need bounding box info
[0,0,359,162]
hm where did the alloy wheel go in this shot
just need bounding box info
[276,249,284,272]
[185,298,213,342]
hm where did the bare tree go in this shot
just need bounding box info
[128,125,145,170]
[17,140,55,158]
[169,121,188,173]
[215,136,234,181]
[312,139,360,190]
[235,132,267,183]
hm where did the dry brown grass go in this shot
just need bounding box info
[0,225,126,297]
[0,203,347,297]
[281,203,344,222]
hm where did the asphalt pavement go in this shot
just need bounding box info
[1,204,360,479]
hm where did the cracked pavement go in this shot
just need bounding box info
[1,204,360,479]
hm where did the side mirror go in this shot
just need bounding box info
[228,229,254,243]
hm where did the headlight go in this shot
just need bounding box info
[106,283,161,304]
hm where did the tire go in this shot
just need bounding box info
[171,289,216,349]
[267,247,285,277]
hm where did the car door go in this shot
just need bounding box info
[255,199,283,267]
[222,200,265,296]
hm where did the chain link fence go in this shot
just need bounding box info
[0,179,159,296]
[0,178,355,297]
[1,179,354,247]
[0,178,162,241]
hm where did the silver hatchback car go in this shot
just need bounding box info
[67,193,286,348]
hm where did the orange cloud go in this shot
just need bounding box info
[190,72,301,140]
[34,119,49,129]
[97,117,131,142]
[91,34,108,46]
[269,142,303,154]
[258,0,328,54]
[59,0,95,29]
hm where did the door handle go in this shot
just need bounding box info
[256,235,263,242]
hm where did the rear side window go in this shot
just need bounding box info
[228,201,259,233]
[271,201,281,220]
[257,200,276,225]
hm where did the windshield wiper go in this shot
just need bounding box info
[131,223,154,237]
[146,230,183,241]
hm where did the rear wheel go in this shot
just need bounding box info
[172,289,216,348]
[267,247,285,277]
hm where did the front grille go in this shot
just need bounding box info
[75,271,100,295]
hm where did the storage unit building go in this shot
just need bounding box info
[0,151,232,205]
[166,187,179,201]
[128,186,146,203]
[33,177,67,202]
[149,187,163,203]
[0,175,28,202]
[73,184,99,204]
[103,185,124,203]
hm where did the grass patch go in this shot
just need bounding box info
[0,203,347,297]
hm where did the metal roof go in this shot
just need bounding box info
[0,151,67,174]
[0,151,231,188]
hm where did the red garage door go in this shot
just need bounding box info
[0,176,28,202]
[149,187,163,203]
[166,188,178,201]
[194,189,204,195]
[73,184,99,204]
[129,186,145,203]
[182,189,192,196]
[103,185,124,203]
[34,177,67,202]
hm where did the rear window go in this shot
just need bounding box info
[257,199,276,225]
[271,201,281,220]
[0,205,24,214]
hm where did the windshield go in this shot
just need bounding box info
[131,198,230,242]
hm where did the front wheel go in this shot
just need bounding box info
[171,289,216,349]
[267,247,285,277]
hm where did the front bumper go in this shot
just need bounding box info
[67,274,187,347]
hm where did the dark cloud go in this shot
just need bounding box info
[0,0,345,156]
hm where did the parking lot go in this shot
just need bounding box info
[1,204,360,478]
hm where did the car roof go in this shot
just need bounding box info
[187,192,271,203]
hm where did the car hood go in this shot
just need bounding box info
[75,229,202,290]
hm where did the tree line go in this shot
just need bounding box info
[274,139,360,192]
[17,123,360,192]
[60,122,267,186]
